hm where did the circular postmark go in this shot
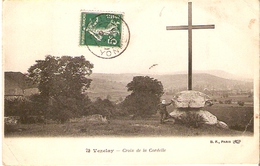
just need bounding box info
[83,13,130,59]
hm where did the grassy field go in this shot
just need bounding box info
[5,93,254,137]
[5,113,253,137]
[206,104,254,132]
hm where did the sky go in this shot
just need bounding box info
[3,0,259,78]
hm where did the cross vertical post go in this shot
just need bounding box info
[166,2,215,90]
[188,2,192,90]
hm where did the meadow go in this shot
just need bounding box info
[5,103,254,137]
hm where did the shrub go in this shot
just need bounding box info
[237,101,245,106]
[85,98,115,119]
[181,112,205,128]
[4,98,32,117]
[224,99,232,104]
[46,95,91,123]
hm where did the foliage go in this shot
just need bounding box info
[224,99,232,104]
[4,97,46,124]
[28,55,93,99]
[4,98,32,117]
[44,95,91,123]
[4,95,92,124]
[28,94,48,114]
[122,92,159,117]
[126,76,164,97]
[26,55,94,122]
[180,112,205,128]
[123,76,163,117]
[85,98,115,118]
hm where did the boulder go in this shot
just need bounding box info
[216,120,229,129]
[169,109,218,125]
[169,109,187,120]
[195,110,218,125]
[172,90,210,108]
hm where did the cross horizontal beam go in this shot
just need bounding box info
[166,24,215,30]
[166,2,215,90]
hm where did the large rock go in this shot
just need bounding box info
[169,109,187,120]
[196,110,218,125]
[169,109,218,125]
[172,90,210,108]
[216,120,229,129]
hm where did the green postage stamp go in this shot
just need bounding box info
[80,12,130,59]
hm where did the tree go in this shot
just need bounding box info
[28,55,93,99]
[126,76,164,97]
[27,55,94,122]
[122,76,164,117]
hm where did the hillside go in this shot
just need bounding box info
[86,73,253,101]
[153,73,252,90]
[173,70,253,81]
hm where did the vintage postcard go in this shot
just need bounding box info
[2,0,259,165]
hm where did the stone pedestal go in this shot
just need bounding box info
[170,90,228,129]
[172,90,210,108]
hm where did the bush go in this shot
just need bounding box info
[111,108,129,117]
[181,112,205,128]
[237,101,245,106]
[224,99,232,104]
[4,98,32,117]
[5,94,93,124]
[46,95,91,123]
[85,98,115,118]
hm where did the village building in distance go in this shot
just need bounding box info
[4,72,39,100]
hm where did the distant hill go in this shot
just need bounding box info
[86,72,253,101]
[4,71,252,100]
[173,70,253,81]
[153,73,252,91]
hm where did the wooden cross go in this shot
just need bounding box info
[166,2,215,90]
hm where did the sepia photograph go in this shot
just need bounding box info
[3,0,259,165]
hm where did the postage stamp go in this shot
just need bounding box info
[80,12,130,59]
